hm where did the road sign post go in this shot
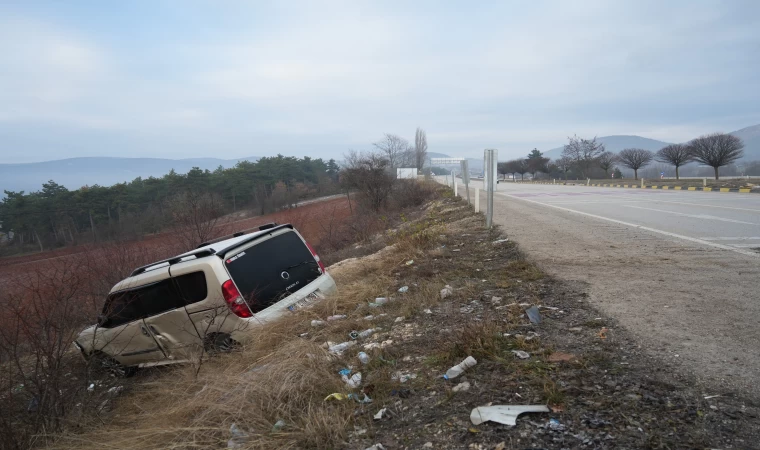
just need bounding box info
[484,149,497,228]
[460,160,470,205]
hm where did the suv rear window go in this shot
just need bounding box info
[224,231,320,312]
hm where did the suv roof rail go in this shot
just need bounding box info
[258,222,278,231]
[216,223,293,258]
[130,248,216,276]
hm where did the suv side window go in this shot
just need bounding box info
[102,291,143,328]
[172,271,208,304]
[136,279,184,317]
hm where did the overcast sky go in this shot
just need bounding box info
[1,0,759,163]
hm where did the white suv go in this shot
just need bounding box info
[74,223,336,376]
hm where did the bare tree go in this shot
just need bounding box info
[561,135,605,178]
[341,150,394,211]
[509,159,529,181]
[373,134,411,172]
[526,156,549,179]
[688,133,745,180]
[169,191,224,249]
[597,151,617,177]
[617,148,654,180]
[655,144,693,180]
[555,156,572,180]
[414,128,428,171]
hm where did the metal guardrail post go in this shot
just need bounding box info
[484,149,497,228]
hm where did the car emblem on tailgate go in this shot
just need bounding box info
[280,271,290,280]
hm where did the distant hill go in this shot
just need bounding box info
[0,156,259,194]
[543,135,672,160]
[730,124,760,161]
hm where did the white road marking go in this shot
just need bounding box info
[728,244,760,248]
[625,205,757,225]
[642,199,760,213]
[700,237,760,241]
[500,192,760,259]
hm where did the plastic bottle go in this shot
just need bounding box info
[443,356,477,380]
[328,341,356,355]
[358,328,379,339]
[357,351,370,365]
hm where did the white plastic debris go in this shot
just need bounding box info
[87,383,95,392]
[452,381,471,392]
[358,328,379,339]
[311,320,326,327]
[444,356,477,380]
[469,405,550,426]
[328,341,357,355]
[512,350,530,359]
[424,308,433,314]
[365,444,386,450]
[373,408,387,420]
[342,372,362,388]
[227,423,250,448]
[398,286,409,293]
[492,238,509,244]
[405,260,414,266]
[395,316,404,323]
[440,285,453,299]
[392,371,417,383]
[327,314,347,321]
[357,351,370,365]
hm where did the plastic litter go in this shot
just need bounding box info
[342,372,362,388]
[395,316,404,323]
[311,320,326,327]
[512,350,530,359]
[272,420,286,432]
[452,381,471,392]
[469,405,550,426]
[227,423,250,448]
[492,238,509,244]
[369,297,390,307]
[443,356,477,380]
[324,393,349,401]
[358,328,379,339]
[87,383,95,392]
[405,260,414,265]
[327,314,347,321]
[398,286,409,293]
[440,285,453,299]
[548,418,565,431]
[373,408,387,420]
[526,306,541,324]
[423,308,433,314]
[365,444,386,450]
[392,371,417,383]
[349,330,360,339]
[357,351,370,365]
[328,341,356,355]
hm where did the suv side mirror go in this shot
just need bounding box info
[97,314,108,327]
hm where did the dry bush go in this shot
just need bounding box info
[390,180,438,210]
[169,191,225,249]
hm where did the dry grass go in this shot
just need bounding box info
[47,201,449,450]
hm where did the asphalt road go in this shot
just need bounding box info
[443,177,760,399]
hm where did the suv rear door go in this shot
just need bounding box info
[222,228,323,313]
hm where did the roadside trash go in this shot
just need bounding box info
[272,420,286,432]
[351,393,373,403]
[349,330,360,339]
[329,341,356,355]
[398,286,409,293]
[395,316,404,323]
[369,297,390,307]
[424,309,433,314]
[444,356,477,380]
[512,350,530,359]
[342,372,362,388]
[568,327,583,332]
[392,371,417,383]
[365,444,385,450]
[598,327,609,339]
[452,381,471,392]
[548,418,565,431]
[391,389,412,398]
[227,423,250,448]
[87,383,95,392]
[547,352,576,362]
[327,314,347,321]
[704,394,721,399]
[470,405,550,426]
[338,368,352,376]
[363,342,380,350]
[359,328,379,338]
[373,408,387,420]
[364,315,375,320]
[310,319,326,327]
[467,427,479,433]
[524,331,540,341]
[440,285,453,299]
[299,332,309,337]
[492,238,509,244]
[357,351,370,365]
[405,260,414,265]
[324,393,349,401]
[526,306,541,324]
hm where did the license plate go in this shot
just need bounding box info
[288,290,322,311]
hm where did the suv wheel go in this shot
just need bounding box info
[93,352,137,378]
[204,333,239,353]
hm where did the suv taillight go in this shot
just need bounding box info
[222,280,253,318]
[305,241,326,273]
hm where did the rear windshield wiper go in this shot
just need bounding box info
[283,260,318,270]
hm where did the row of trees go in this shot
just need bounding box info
[0,156,341,252]
[496,132,746,182]
[371,128,428,172]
